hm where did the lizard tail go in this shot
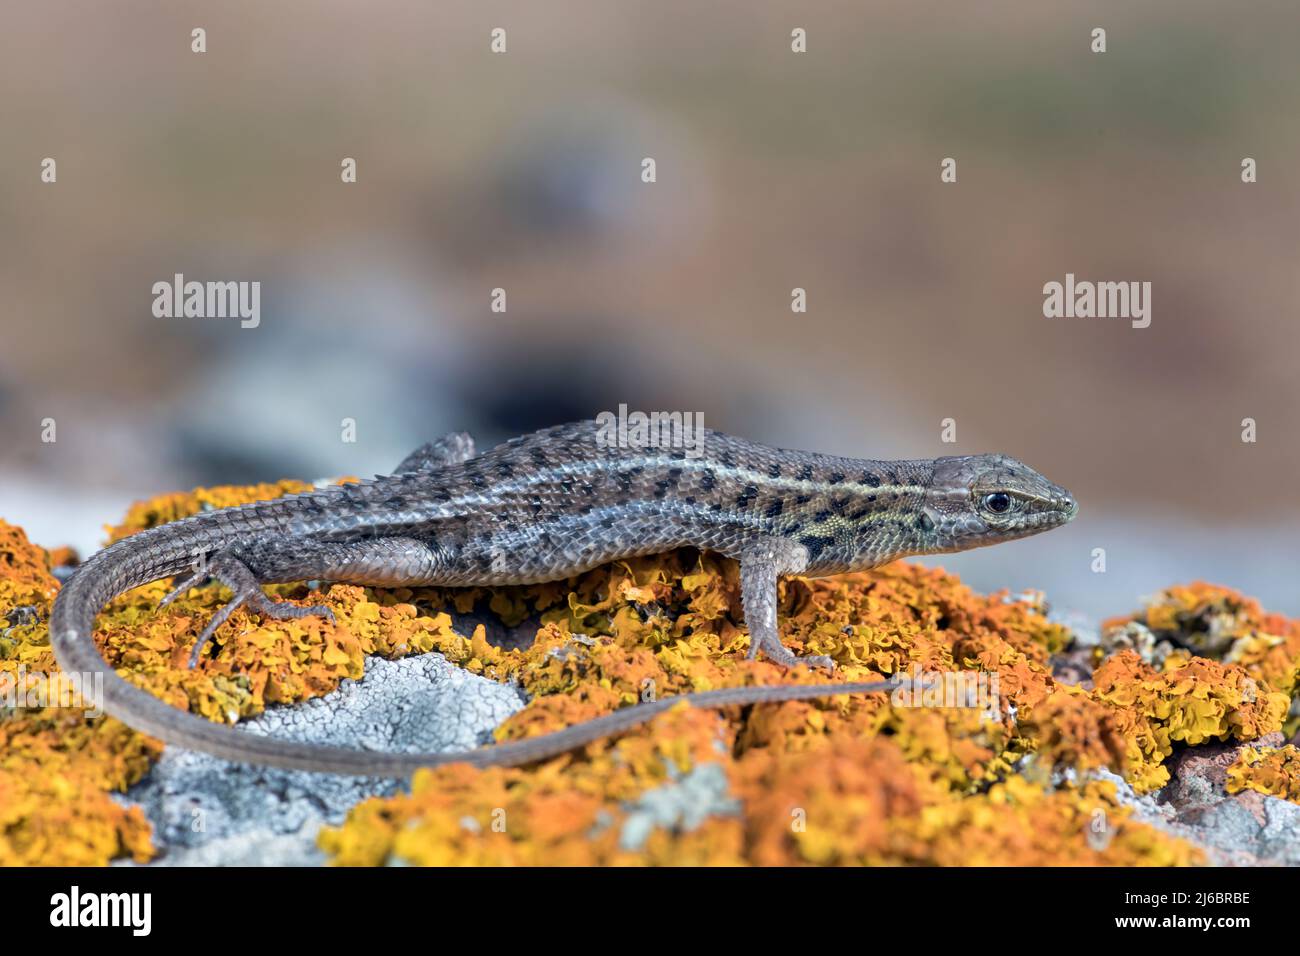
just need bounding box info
[50,520,895,777]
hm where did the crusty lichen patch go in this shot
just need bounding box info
[0,520,156,865]
[1086,584,1299,788]
[9,482,1299,865]
[1025,650,1288,794]
[320,721,1199,867]
[1226,745,1300,803]
[1102,583,1300,699]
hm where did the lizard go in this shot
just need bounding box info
[48,420,1077,776]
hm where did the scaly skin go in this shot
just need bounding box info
[49,421,1077,776]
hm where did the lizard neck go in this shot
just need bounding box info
[765,458,939,575]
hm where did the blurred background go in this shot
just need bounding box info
[1,0,1297,617]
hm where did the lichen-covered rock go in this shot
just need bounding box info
[1103,583,1300,698]
[6,482,1299,866]
[0,520,156,865]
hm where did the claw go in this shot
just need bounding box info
[750,630,835,671]
[246,590,335,624]
[186,591,335,669]
[187,591,250,668]
[802,654,836,672]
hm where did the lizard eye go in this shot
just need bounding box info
[984,492,1012,514]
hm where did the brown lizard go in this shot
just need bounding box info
[49,421,1076,775]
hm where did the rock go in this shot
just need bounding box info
[117,652,524,866]
[1096,733,1300,866]
[1162,733,1284,815]
[618,762,741,852]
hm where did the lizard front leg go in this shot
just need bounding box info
[739,538,834,670]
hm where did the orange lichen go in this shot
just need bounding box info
[0,480,365,866]
[1024,649,1288,793]
[322,723,1201,867]
[1020,688,1129,777]
[742,746,1199,866]
[320,557,1206,864]
[0,520,156,865]
[0,708,157,866]
[1103,583,1300,698]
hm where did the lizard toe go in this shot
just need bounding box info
[187,592,250,668]
[158,568,211,610]
[246,590,334,624]
[758,635,835,672]
[186,593,334,668]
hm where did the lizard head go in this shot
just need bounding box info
[919,454,1077,553]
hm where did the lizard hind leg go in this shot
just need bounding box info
[182,552,335,668]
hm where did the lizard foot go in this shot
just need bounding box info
[738,543,836,673]
[746,631,836,672]
[179,555,335,668]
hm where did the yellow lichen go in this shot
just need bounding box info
[1226,745,1300,803]
[320,556,1208,865]
[1025,649,1288,793]
[1104,583,1300,698]
[0,520,157,865]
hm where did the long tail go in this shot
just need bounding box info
[49,515,895,777]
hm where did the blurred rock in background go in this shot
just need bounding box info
[1,0,1296,614]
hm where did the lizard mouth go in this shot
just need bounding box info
[953,495,1077,546]
[1016,499,1077,536]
